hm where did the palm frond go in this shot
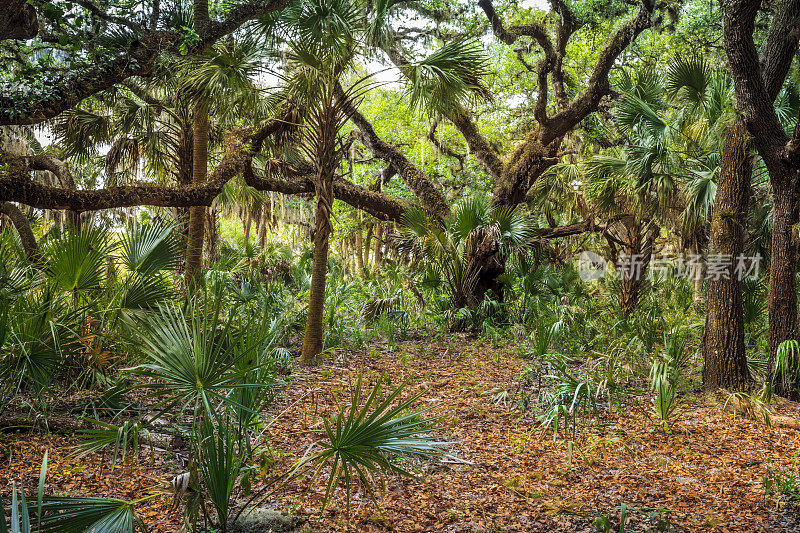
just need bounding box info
[405,40,491,117]
[295,375,446,514]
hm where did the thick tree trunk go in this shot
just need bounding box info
[769,177,800,398]
[0,201,39,260]
[493,136,558,207]
[702,120,753,391]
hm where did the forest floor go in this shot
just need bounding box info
[1,338,799,532]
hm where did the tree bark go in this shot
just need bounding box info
[702,120,753,391]
[355,228,364,275]
[0,201,39,261]
[300,97,339,365]
[721,0,800,396]
[0,0,290,126]
[184,104,209,286]
[335,83,451,220]
[373,222,383,270]
[300,191,331,363]
[205,207,220,263]
[364,225,373,270]
[184,0,210,286]
[769,177,800,397]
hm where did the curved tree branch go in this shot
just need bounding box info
[722,0,800,172]
[335,83,451,219]
[542,0,654,144]
[0,0,289,126]
[379,41,504,181]
[0,201,39,260]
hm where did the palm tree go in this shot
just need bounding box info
[180,17,264,284]
[184,0,212,286]
[53,32,266,284]
[655,56,755,390]
[267,0,367,363]
[539,63,731,316]
[397,196,535,315]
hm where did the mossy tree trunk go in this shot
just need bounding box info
[702,120,753,391]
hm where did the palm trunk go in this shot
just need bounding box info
[204,207,220,264]
[300,174,333,364]
[184,1,210,287]
[184,104,208,286]
[373,222,383,270]
[702,120,753,391]
[175,124,193,273]
[301,102,338,365]
[364,225,373,270]
[243,213,252,244]
[616,221,657,316]
[259,213,268,247]
[355,229,364,275]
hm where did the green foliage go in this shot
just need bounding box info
[406,40,491,117]
[195,417,243,528]
[398,195,535,314]
[763,468,800,499]
[775,340,800,395]
[44,227,114,297]
[295,375,446,514]
[649,360,678,428]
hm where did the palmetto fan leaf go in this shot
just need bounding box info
[405,40,491,117]
[1,291,80,391]
[179,36,265,120]
[287,0,361,63]
[195,417,242,526]
[680,164,718,234]
[366,0,404,47]
[119,275,173,309]
[665,56,711,104]
[2,453,145,533]
[118,220,180,276]
[53,108,113,158]
[399,196,535,306]
[44,227,115,294]
[104,137,140,185]
[128,301,239,413]
[616,94,667,137]
[296,375,446,514]
[451,196,491,242]
[38,498,141,533]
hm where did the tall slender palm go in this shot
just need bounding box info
[185,0,214,286]
[268,0,366,363]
